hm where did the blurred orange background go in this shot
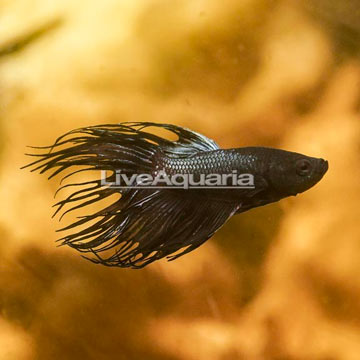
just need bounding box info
[1,1,360,359]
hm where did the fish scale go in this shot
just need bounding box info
[158,149,256,176]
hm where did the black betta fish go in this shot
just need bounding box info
[23,122,328,268]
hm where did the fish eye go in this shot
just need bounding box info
[296,159,312,176]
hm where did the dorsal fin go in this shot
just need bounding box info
[123,122,219,157]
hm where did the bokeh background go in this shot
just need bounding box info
[1,0,360,359]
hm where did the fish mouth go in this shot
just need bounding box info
[317,158,329,176]
[321,158,329,173]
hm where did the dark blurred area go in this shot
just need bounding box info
[1,0,360,359]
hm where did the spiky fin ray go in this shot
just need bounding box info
[23,122,228,268]
[66,189,239,268]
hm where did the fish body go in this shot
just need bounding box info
[24,122,328,268]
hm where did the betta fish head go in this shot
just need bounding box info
[263,148,328,197]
